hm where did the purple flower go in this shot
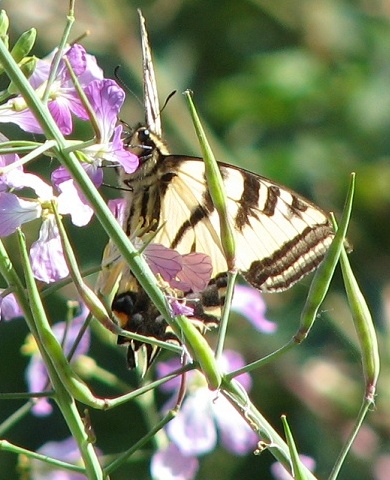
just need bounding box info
[170,300,195,317]
[169,253,213,293]
[156,350,258,459]
[0,44,103,135]
[142,243,213,294]
[0,292,23,320]
[83,79,137,172]
[53,177,94,227]
[0,192,41,236]
[29,218,69,283]
[0,135,56,199]
[232,284,277,333]
[50,79,138,208]
[0,172,55,236]
[144,243,183,282]
[0,171,96,282]
[151,443,199,480]
[52,79,138,180]
[24,305,90,416]
[0,145,25,192]
[31,436,100,479]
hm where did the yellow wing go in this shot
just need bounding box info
[150,156,333,292]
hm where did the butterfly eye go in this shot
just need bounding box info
[138,128,151,144]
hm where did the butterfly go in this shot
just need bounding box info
[97,11,334,370]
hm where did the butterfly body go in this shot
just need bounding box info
[112,264,226,370]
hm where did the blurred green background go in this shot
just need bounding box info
[1,0,390,479]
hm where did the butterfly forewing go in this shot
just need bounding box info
[138,9,161,136]
[137,155,333,292]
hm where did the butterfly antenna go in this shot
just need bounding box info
[114,65,144,108]
[160,90,176,114]
[101,182,133,192]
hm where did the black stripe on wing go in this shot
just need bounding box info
[244,224,333,292]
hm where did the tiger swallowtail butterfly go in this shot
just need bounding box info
[97,11,334,371]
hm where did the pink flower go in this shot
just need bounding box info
[144,243,213,294]
[151,443,199,480]
[50,79,138,208]
[0,169,100,282]
[156,351,258,459]
[232,284,276,333]
[0,292,23,321]
[29,218,69,283]
[0,44,103,135]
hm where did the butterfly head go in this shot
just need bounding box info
[124,125,170,163]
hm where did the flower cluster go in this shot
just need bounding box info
[146,288,275,480]
[151,350,259,480]
[0,43,138,285]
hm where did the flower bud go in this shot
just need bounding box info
[0,10,9,37]
[10,28,36,63]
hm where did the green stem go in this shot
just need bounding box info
[0,440,85,474]
[42,0,75,103]
[17,230,103,479]
[183,89,236,270]
[328,399,371,480]
[215,270,237,360]
[221,378,318,480]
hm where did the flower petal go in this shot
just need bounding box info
[84,79,124,141]
[57,179,94,227]
[0,193,40,237]
[151,443,199,480]
[212,395,258,455]
[0,292,23,321]
[30,219,69,283]
[66,44,87,77]
[107,125,139,173]
[0,146,23,192]
[232,285,276,333]
[167,389,217,456]
[170,299,194,317]
[48,97,73,135]
[218,349,252,391]
[20,173,53,198]
[144,243,182,281]
[0,107,45,134]
[169,252,212,292]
